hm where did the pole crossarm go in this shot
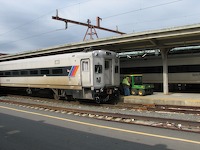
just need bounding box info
[52,16,125,35]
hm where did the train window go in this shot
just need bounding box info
[105,61,109,69]
[52,68,63,74]
[82,61,89,72]
[21,70,28,75]
[168,65,200,73]
[95,65,102,73]
[30,70,38,75]
[0,72,4,76]
[115,66,119,73]
[5,71,11,76]
[189,65,200,72]
[12,71,19,76]
[40,69,49,75]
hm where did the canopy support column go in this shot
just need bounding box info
[161,48,170,95]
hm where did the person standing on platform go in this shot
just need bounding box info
[122,76,131,96]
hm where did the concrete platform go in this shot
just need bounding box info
[121,92,200,107]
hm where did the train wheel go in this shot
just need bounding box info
[26,88,32,95]
[95,97,101,104]
[64,95,73,101]
[131,89,138,95]
[138,89,145,96]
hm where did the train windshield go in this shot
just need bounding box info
[134,76,142,85]
[95,65,102,73]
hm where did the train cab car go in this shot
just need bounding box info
[0,50,120,103]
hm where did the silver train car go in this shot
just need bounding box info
[120,52,200,91]
[0,50,120,103]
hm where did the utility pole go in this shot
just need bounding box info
[52,10,125,41]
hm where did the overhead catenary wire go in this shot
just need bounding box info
[0,0,192,49]
[0,28,65,46]
[103,0,183,20]
[0,0,183,38]
[0,0,94,37]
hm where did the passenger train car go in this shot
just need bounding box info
[120,52,200,92]
[0,50,120,103]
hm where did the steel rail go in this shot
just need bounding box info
[2,94,200,114]
[0,99,199,133]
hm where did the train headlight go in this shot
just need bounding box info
[96,77,101,83]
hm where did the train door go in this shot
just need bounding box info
[104,59,112,85]
[81,59,91,86]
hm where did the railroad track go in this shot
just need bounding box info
[151,105,200,114]
[0,99,200,133]
[2,94,200,115]
[107,103,200,115]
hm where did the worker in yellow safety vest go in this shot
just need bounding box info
[122,76,131,96]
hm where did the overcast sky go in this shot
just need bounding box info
[0,0,200,54]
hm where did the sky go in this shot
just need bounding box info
[1,0,200,54]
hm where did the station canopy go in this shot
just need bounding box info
[1,23,200,61]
